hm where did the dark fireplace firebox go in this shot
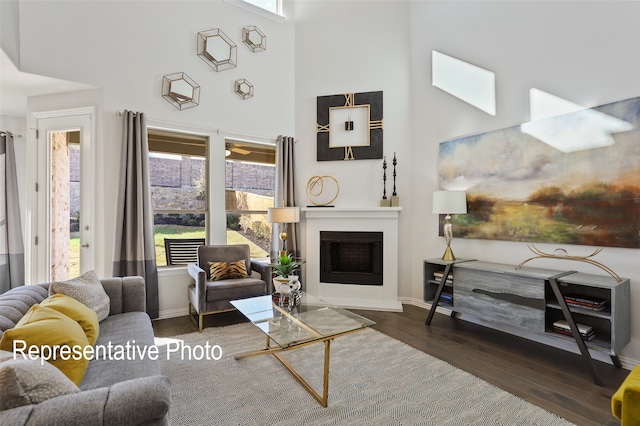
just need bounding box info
[320,231,383,285]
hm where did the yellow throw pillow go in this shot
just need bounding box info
[40,293,100,345]
[209,260,249,281]
[0,305,91,386]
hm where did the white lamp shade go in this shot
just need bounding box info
[267,206,300,223]
[432,190,467,214]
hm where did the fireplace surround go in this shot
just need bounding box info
[303,207,402,311]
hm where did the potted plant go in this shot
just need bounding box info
[270,253,301,293]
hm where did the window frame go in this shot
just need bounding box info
[148,128,210,268]
[224,0,285,23]
[224,139,276,259]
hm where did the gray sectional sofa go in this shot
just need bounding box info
[0,277,171,425]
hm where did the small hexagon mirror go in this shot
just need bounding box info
[162,72,200,110]
[234,78,254,100]
[197,28,237,72]
[242,25,266,53]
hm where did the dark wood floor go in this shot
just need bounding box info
[153,304,626,425]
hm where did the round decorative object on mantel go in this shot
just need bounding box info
[306,175,340,206]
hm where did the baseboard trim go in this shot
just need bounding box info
[157,307,189,320]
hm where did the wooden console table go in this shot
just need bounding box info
[424,259,630,385]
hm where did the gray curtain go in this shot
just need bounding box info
[0,132,25,293]
[272,135,299,257]
[112,111,159,318]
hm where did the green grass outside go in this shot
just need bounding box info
[70,232,80,278]
[68,225,268,277]
[153,225,268,266]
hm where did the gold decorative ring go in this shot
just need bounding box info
[306,175,339,206]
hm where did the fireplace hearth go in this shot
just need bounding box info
[320,231,383,285]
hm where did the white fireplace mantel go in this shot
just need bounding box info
[303,207,402,311]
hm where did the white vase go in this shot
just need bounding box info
[273,275,300,294]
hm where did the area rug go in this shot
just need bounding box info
[156,322,573,425]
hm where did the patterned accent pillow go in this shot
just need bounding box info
[0,351,80,410]
[209,260,249,281]
[49,270,110,321]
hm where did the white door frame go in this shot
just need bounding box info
[27,107,96,284]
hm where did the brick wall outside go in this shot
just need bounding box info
[226,161,275,196]
[70,155,274,212]
[51,132,70,281]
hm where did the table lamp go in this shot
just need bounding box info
[268,206,300,257]
[432,190,467,261]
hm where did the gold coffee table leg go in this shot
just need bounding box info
[272,340,331,407]
[235,338,332,407]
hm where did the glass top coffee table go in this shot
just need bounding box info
[231,292,375,407]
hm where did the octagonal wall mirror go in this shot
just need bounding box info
[162,72,200,110]
[234,78,254,99]
[242,25,266,52]
[197,28,237,72]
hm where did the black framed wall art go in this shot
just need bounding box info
[316,91,383,161]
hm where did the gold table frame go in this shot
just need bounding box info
[232,296,373,407]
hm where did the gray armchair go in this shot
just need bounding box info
[187,244,268,331]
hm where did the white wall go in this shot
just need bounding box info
[293,0,640,365]
[407,1,640,364]
[293,0,414,295]
[16,0,295,282]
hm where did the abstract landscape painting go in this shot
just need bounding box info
[438,96,640,248]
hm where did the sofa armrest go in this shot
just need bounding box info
[104,375,171,425]
[187,263,206,313]
[101,276,146,316]
[0,375,170,426]
[251,259,272,292]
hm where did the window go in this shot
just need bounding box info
[148,128,208,267]
[225,139,276,259]
[226,0,285,21]
[241,0,281,15]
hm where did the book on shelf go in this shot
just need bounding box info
[433,271,453,279]
[552,320,596,341]
[439,294,453,305]
[564,294,608,311]
[433,271,453,284]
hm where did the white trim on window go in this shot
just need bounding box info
[224,0,286,23]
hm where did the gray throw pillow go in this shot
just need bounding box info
[49,270,110,321]
[0,350,80,410]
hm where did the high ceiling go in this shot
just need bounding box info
[0,49,93,117]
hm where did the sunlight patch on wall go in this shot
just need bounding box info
[432,51,496,116]
[522,89,633,153]
[528,88,585,120]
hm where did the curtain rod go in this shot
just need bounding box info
[0,131,23,139]
[115,110,289,142]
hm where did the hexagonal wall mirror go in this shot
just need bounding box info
[162,72,200,110]
[234,78,254,99]
[197,28,237,72]
[242,25,266,52]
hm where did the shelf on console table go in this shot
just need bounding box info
[423,258,630,386]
